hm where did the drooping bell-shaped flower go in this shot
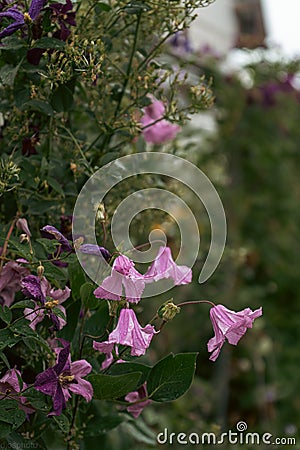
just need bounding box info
[94,254,145,303]
[93,308,157,357]
[207,304,263,361]
[144,246,192,285]
[125,382,152,418]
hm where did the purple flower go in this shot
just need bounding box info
[49,0,76,41]
[0,0,45,39]
[41,225,73,252]
[141,98,181,144]
[0,368,34,414]
[93,308,157,357]
[21,275,70,330]
[34,343,93,416]
[79,244,111,262]
[0,261,30,307]
[144,246,192,285]
[207,304,263,361]
[125,382,152,418]
[94,254,145,303]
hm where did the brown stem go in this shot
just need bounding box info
[0,215,19,273]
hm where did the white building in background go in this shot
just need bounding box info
[189,0,266,55]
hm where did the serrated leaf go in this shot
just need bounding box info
[88,372,142,400]
[147,353,198,402]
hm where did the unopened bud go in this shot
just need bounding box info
[158,300,181,322]
[95,203,106,222]
[37,264,44,278]
[70,162,77,173]
[74,236,84,250]
[16,218,31,237]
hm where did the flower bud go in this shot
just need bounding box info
[158,300,181,322]
[37,264,44,278]
[16,218,31,237]
[74,236,84,250]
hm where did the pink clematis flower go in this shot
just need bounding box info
[141,98,181,144]
[0,261,30,307]
[0,368,34,414]
[93,308,157,357]
[22,275,70,330]
[144,246,192,285]
[94,254,145,303]
[207,304,263,361]
[125,382,152,418]
[34,343,93,416]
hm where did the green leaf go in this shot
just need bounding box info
[0,421,12,439]
[0,305,12,324]
[52,307,66,322]
[147,353,198,402]
[80,282,98,309]
[0,329,21,350]
[35,238,58,254]
[57,300,81,342]
[51,83,74,112]
[0,64,19,87]
[0,351,10,369]
[83,301,109,336]
[108,362,151,387]
[8,237,35,261]
[11,300,36,310]
[0,400,26,429]
[68,260,86,299]
[43,262,67,285]
[95,2,112,12]
[47,176,65,197]
[33,37,66,49]
[10,318,37,337]
[84,414,125,437]
[25,387,50,412]
[53,414,70,433]
[22,99,54,116]
[88,372,142,400]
